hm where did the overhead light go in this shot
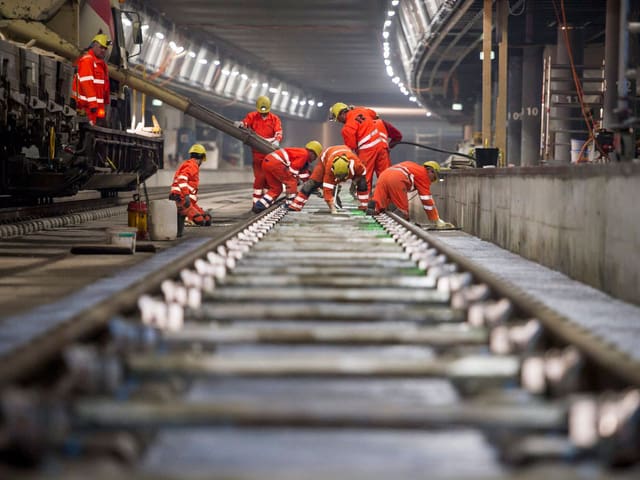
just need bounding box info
[384,59,391,66]
[317,101,324,107]
[198,58,208,64]
[188,51,196,58]
[262,82,269,88]
[308,100,315,106]
[213,60,221,65]
[384,20,392,28]
[391,0,399,5]
[269,87,278,93]
[241,73,248,79]
[152,99,163,107]
[221,69,230,75]
[155,32,164,39]
[392,76,400,84]
[282,91,289,96]
[386,66,394,76]
[382,31,389,39]
[409,96,417,102]
[387,10,395,17]
[452,103,463,111]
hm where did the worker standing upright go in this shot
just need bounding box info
[253,141,322,213]
[367,160,454,229]
[236,96,283,206]
[169,144,212,237]
[329,102,391,193]
[72,33,111,126]
[289,145,369,213]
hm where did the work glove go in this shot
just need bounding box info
[434,218,455,229]
[183,196,191,208]
[233,121,245,128]
[272,140,280,148]
[168,193,180,202]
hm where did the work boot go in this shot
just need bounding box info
[366,200,376,216]
[177,214,186,237]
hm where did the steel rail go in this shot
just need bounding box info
[387,212,640,387]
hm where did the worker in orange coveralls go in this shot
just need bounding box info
[169,144,212,237]
[329,102,395,191]
[235,96,283,206]
[288,145,369,214]
[72,33,111,126]
[252,141,322,213]
[367,160,455,229]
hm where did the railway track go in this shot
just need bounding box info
[1,194,639,478]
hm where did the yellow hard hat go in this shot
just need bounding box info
[329,102,349,121]
[331,155,350,180]
[92,34,112,48]
[189,143,207,161]
[256,96,271,113]
[305,140,322,158]
[423,160,440,180]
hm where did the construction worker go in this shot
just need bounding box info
[253,140,322,213]
[72,33,111,126]
[367,160,454,228]
[235,96,283,206]
[329,102,392,193]
[169,144,212,236]
[289,145,369,213]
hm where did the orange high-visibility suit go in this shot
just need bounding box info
[72,49,109,124]
[340,107,390,190]
[371,161,440,221]
[169,158,211,225]
[253,147,314,212]
[289,145,369,212]
[241,111,283,204]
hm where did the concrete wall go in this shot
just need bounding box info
[431,164,640,305]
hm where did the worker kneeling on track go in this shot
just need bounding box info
[366,160,455,229]
[252,140,322,213]
[289,145,369,213]
[169,144,212,237]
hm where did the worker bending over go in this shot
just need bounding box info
[169,144,212,237]
[289,145,369,213]
[252,140,322,213]
[235,96,283,206]
[329,102,392,191]
[367,161,454,229]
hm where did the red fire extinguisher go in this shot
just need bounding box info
[127,194,148,240]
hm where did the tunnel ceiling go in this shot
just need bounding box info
[139,0,613,123]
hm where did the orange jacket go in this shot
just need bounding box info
[242,111,283,149]
[341,107,386,153]
[384,161,439,221]
[170,158,200,203]
[265,147,313,179]
[72,49,109,121]
[309,145,367,204]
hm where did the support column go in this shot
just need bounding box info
[520,46,543,166]
[603,0,620,128]
[553,25,584,163]
[507,52,523,166]
[495,0,509,165]
[482,0,493,147]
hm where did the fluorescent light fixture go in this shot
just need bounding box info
[391,0,399,5]
[188,51,196,58]
[241,73,248,79]
[452,103,463,111]
[409,96,417,102]
[383,31,389,39]
[213,60,221,65]
[282,91,289,96]
[317,101,324,107]
[262,82,269,87]
[384,20,392,27]
[308,100,315,106]
[387,10,395,17]
[221,69,230,75]
[152,99,163,106]
[392,76,400,84]
[155,32,164,39]
[268,87,278,93]
[198,58,208,64]
[386,66,394,76]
